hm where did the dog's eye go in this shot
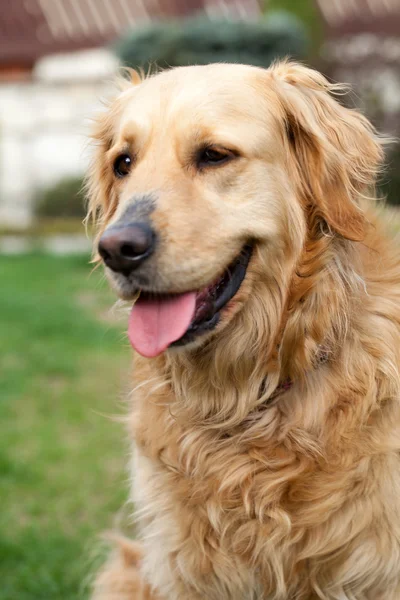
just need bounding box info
[113,154,132,178]
[197,147,232,169]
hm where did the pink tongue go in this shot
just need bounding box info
[128,292,196,358]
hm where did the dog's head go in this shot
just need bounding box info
[86,62,383,359]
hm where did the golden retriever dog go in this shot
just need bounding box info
[86,61,400,600]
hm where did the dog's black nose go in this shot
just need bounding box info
[98,222,155,274]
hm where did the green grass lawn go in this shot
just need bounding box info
[0,253,130,600]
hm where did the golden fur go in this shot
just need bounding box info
[87,62,400,599]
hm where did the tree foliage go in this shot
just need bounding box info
[381,144,400,206]
[115,13,308,71]
[35,176,85,219]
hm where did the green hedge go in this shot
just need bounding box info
[381,145,400,206]
[264,0,322,53]
[115,13,308,71]
[35,176,85,219]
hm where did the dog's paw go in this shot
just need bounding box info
[92,534,157,600]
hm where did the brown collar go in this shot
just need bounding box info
[264,346,330,403]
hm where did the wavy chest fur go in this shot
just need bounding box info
[128,221,400,600]
[130,359,400,599]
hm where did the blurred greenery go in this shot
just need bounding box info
[264,0,323,53]
[0,253,129,599]
[381,145,400,207]
[0,218,86,237]
[35,176,86,220]
[116,13,308,70]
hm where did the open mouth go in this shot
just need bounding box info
[127,245,253,357]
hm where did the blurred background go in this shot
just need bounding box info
[0,1,399,598]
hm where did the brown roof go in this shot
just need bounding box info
[316,0,400,37]
[0,0,260,69]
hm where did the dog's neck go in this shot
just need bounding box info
[160,234,362,429]
[263,344,331,405]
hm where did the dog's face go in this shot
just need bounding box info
[87,63,382,358]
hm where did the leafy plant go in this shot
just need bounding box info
[115,13,308,71]
[35,176,85,219]
[381,144,400,206]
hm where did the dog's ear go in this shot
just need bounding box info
[269,62,384,241]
